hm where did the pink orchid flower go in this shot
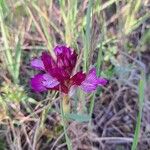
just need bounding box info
[31,45,107,94]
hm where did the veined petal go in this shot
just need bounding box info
[80,82,97,93]
[31,58,45,70]
[41,51,70,81]
[84,68,98,84]
[70,51,77,69]
[42,74,59,88]
[54,45,71,56]
[80,68,107,93]
[53,45,78,80]
[31,74,47,92]
[97,77,108,85]
[41,52,56,72]
[50,68,70,81]
[50,83,69,94]
[71,71,86,85]
[60,84,69,94]
[54,45,64,55]
[54,45,77,71]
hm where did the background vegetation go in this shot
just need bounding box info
[0,0,149,149]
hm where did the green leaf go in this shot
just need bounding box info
[66,113,90,122]
[101,66,115,78]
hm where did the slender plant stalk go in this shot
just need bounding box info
[61,97,72,150]
[96,0,106,75]
[62,95,70,114]
[89,92,95,126]
[89,0,105,125]
[131,71,145,150]
[83,0,93,72]
[79,0,93,114]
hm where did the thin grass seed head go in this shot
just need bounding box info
[31,45,107,94]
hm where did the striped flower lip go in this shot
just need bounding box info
[31,45,107,94]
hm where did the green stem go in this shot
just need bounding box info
[62,95,70,114]
[61,96,72,150]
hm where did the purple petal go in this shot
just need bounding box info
[54,45,64,55]
[31,58,45,70]
[80,68,107,93]
[84,68,98,84]
[80,82,97,93]
[97,77,108,85]
[54,45,71,57]
[42,74,60,88]
[31,74,47,92]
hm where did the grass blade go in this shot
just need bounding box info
[83,0,93,71]
[0,1,14,78]
[66,113,90,122]
[13,40,21,83]
[131,71,145,150]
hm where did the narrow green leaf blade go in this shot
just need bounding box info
[131,72,145,150]
[14,40,22,83]
[66,113,90,122]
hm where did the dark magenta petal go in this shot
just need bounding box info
[41,52,56,72]
[54,45,77,72]
[60,84,69,93]
[50,83,69,94]
[57,55,65,68]
[57,55,73,78]
[31,58,45,70]
[70,51,77,70]
[41,51,71,82]
[80,68,107,93]
[57,55,71,73]
[42,74,60,88]
[71,71,86,85]
[50,68,70,81]
[31,74,47,92]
